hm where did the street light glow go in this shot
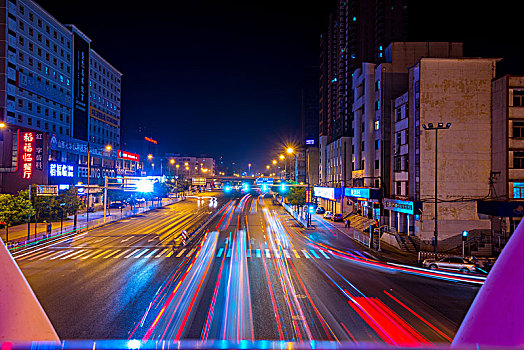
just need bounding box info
[286,147,294,154]
[147,154,153,160]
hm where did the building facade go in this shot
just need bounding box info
[0,0,127,194]
[388,58,498,243]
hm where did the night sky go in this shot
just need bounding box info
[39,0,524,172]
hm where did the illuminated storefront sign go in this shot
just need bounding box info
[90,107,118,128]
[313,187,342,200]
[383,198,416,215]
[117,150,139,161]
[49,163,75,178]
[144,136,157,144]
[21,131,34,179]
[72,31,90,141]
[345,187,380,201]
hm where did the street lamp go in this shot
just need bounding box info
[422,122,451,259]
[286,147,298,183]
[248,163,251,176]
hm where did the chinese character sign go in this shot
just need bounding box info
[21,131,34,179]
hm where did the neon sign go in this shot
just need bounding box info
[49,163,75,178]
[144,137,157,144]
[21,131,34,179]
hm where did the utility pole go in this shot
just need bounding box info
[422,122,451,259]
[103,175,108,221]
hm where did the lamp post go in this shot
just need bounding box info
[286,147,297,183]
[422,122,451,259]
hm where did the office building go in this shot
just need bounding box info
[387,57,498,244]
[0,0,124,193]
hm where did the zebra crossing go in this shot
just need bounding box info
[14,246,374,262]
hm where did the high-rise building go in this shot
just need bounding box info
[318,0,408,191]
[300,67,319,185]
[0,0,123,193]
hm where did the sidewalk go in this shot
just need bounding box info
[307,212,418,265]
[3,197,184,248]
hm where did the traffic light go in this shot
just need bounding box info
[462,230,469,241]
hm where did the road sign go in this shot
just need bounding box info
[36,185,58,196]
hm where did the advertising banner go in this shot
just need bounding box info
[72,32,90,141]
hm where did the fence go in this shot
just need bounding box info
[7,197,185,252]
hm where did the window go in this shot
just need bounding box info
[19,5,25,15]
[513,90,524,107]
[513,152,524,169]
[18,99,23,108]
[19,36,24,45]
[513,121,524,138]
[396,182,402,195]
[513,183,524,198]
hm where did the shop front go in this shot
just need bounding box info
[344,187,381,220]
[313,187,343,214]
[383,198,422,235]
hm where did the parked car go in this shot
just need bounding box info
[315,206,326,214]
[108,201,125,209]
[86,206,95,213]
[323,211,333,220]
[332,213,344,222]
[422,256,478,273]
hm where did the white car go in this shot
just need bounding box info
[323,211,333,220]
[422,256,478,273]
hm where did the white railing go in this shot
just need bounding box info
[7,197,185,252]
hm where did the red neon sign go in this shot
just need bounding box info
[117,150,139,161]
[144,137,157,144]
[21,131,34,179]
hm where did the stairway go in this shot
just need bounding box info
[347,214,376,232]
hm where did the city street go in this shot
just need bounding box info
[14,192,480,345]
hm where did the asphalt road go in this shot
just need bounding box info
[13,192,480,346]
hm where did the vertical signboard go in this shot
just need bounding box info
[72,32,90,141]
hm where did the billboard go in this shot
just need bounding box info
[192,177,206,186]
[72,32,90,141]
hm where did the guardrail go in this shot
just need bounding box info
[279,200,308,228]
[7,197,186,252]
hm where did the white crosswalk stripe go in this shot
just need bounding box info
[18,247,339,262]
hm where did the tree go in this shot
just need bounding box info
[0,190,34,242]
[153,181,170,203]
[57,187,83,216]
[287,186,306,212]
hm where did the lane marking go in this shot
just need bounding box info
[265,249,271,258]
[134,249,150,259]
[186,247,197,257]
[124,249,141,259]
[49,250,73,260]
[103,250,121,259]
[319,250,331,259]
[310,250,320,259]
[60,249,87,260]
[176,249,186,258]
[256,249,261,258]
[93,250,112,259]
[302,250,310,259]
[226,249,231,258]
[273,249,280,258]
[113,250,129,259]
[72,250,96,260]
[216,248,224,258]
[155,249,168,258]
[283,249,291,259]
[144,249,157,258]
[246,249,251,258]
[293,250,300,258]
[81,250,103,260]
